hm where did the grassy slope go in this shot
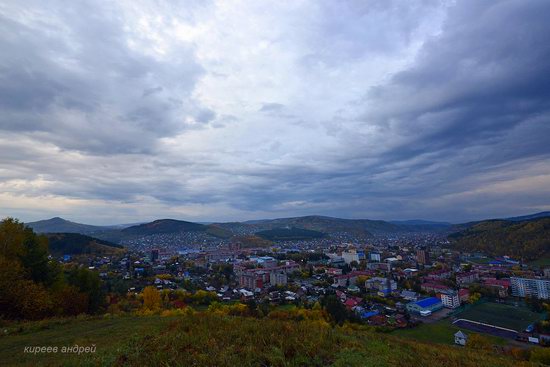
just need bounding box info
[0,315,177,366]
[0,314,532,367]
[392,319,507,346]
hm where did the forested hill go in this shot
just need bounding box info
[45,233,124,256]
[449,217,550,261]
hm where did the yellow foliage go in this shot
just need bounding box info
[142,286,161,311]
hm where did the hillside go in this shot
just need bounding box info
[45,233,125,256]
[26,217,108,235]
[505,211,550,222]
[242,215,454,236]
[449,217,550,261]
[256,227,326,241]
[0,314,533,367]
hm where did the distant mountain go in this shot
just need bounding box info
[449,217,550,261]
[239,215,451,236]
[44,233,124,256]
[504,211,550,222]
[256,227,326,241]
[121,219,205,236]
[27,217,108,235]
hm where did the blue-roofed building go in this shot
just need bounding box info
[360,310,380,319]
[406,297,443,315]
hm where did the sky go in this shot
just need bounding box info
[1,0,550,225]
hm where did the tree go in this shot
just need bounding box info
[67,266,104,313]
[324,295,347,325]
[142,286,161,311]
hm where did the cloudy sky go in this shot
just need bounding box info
[1,0,549,225]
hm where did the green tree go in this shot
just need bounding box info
[324,295,347,325]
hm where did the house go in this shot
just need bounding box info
[483,278,510,298]
[344,296,363,310]
[458,288,470,302]
[406,297,443,315]
[455,330,468,346]
[326,268,343,276]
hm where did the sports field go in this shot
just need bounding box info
[456,302,544,332]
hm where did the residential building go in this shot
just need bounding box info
[428,269,452,279]
[366,277,397,294]
[416,249,430,265]
[369,252,381,262]
[400,290,418,301]
[342,249,360,264]
[421,282,452,294]
[511,277,550,299]
[269,271,288,287]
[456,271,479,285]
[239,270,270,290]
[440,291,460,309]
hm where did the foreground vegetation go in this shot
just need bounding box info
[1,312,546,367]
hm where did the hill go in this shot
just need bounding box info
[505,211,550,222]
[120,219,206,236]
[44,233,124,256]
[256,227,326,241]
[243,215,454,236]
[26,217,108,235]
[449,217,550,261]
[0,313,533,367]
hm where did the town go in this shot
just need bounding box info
[65,230,550,349]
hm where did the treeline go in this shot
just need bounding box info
[0,218,103,319]
[449,218,550,260]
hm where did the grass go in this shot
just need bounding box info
[392,319,506,346]
[0,312,534,367]
[0,314,177,366]
[456,302,544,331]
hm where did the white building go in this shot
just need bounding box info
[440,291,460,309]
[454,330,468,346]
[511,277,550,299]
[342,249,360,264]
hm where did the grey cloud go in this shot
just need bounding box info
[1,0,549,223]
[0,0,207,155]
[259,103,285,113]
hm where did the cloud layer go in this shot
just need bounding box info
[1,0,549,224]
